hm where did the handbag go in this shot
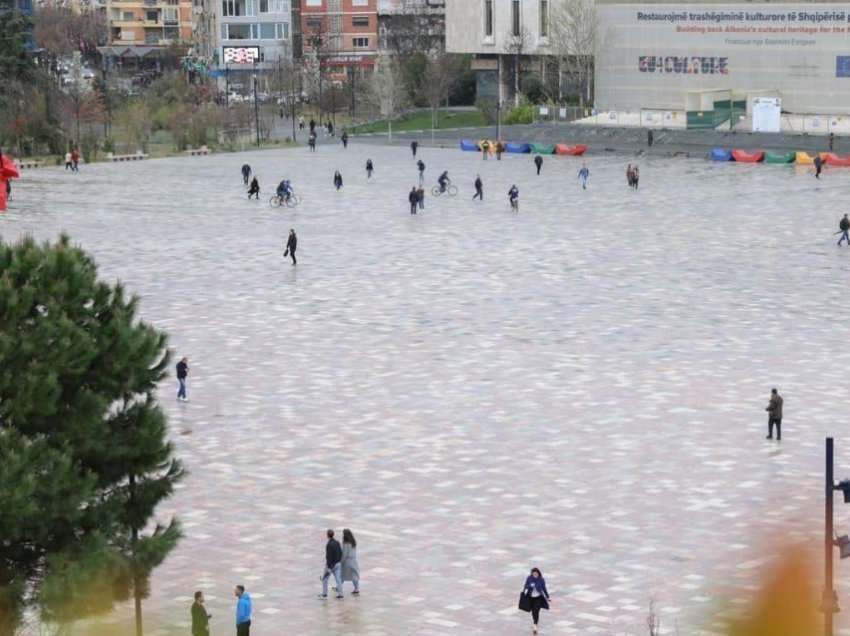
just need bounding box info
[518,591,531,612]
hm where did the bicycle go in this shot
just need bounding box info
[431,181,458,197]
[269,193,301,208]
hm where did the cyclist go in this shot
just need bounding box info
[241,164,252,185]
[438,170,449,193]
[277,179,293,203]
[508,184,519,211]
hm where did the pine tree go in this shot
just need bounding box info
[0,234,183,636]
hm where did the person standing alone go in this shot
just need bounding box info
[176,356,189,401]
[284,229,297,265]
[320,529,344,599]
[765,388,783,441]
[409,186,419,214]
[234,585,252,636]
[838,214,850,246]
[411,140,418,157]
[534,154,543,175]
[191,591,211,636]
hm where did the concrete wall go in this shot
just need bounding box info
[446,0,552,55]
[596,3,850,114]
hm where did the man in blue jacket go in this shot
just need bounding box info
[234,585,252,636]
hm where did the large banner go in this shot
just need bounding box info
[595,4,850,114]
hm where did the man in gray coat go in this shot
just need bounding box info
[765,388,783,441]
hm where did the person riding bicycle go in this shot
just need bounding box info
[508,184,519,208]
[241,164,252,185]
[438,171,449,193]
[277,179,293,202]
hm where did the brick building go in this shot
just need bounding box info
[301,0,378,78]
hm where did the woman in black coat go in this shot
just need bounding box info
[519,567,551,633]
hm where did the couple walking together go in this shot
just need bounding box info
[320,529,360,599]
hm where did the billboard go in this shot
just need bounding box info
[223,46,260,64]
[595,4,850,114]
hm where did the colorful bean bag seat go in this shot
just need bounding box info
[823,152,850,166]
[711,148,732,161]
[460,139,479,151]
[795,151,815,164]
[506,142,531,153]
[731,150,764,163]
[554,143,588,156]
[530,143,555,154]
[764,151,796,164]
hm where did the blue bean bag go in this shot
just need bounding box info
[506,142,531,153]
[711,148,732,161]
[460,139,479,151]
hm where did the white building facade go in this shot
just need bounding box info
[445,0,555,102]
[214,0,293,76]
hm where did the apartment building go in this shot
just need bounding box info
[301,0,378,76]
[377,0,444,54]
[216,0,292,70]
[104,0,193,49]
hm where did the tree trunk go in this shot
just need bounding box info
[130,474,143,636]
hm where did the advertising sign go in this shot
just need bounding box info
[596,4,850,114]
[752,96,781,132]
[223,46,259,64]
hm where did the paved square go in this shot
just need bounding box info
[6,141,850,635]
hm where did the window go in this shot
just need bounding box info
[259,0,268,11]
[351,0,367,5]
[484,0,493,36]
[226,23,251,38]
[306,17,322,30]
[260,22,275,38]
[276,21,289,38]
[539,0,548,37]
[245,0,256,16]
[163,6,178,22]
[145,30,159,43]
[145,10,158,20]
[305,0,321,5]
[511,0,520,36]
[352,15,369,27]
[222,0,246,16]
[122,11,134,20]
[352,36,368,47]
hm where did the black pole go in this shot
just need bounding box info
[253,62,260,147]
[332,80,336,130]
[826,437,836,636]
[290,67,296,142]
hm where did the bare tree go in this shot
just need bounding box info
[550,0,597,108]
[368,52,408,139]
[418,52,464,129]
[504,26,530,107]
[647,599,661,636]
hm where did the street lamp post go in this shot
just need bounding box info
[827,437,836,636]
[253,60,260,147]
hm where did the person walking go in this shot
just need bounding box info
[298,115,305,131]
[366,159,374,180]
[534,154,543,175]
[409,186,419,215]
[333,170,343,190]
[417,159,425,185]
[71,149,80,172]
[309,118,316,134]
[417,185,425,211]
[234,585,252,636]
[495,141,503,160]
[284,229,297,265]
[411,140,418,157]
[626,164,633,187]
[473,175,483,200]
[320,529,344,599]
[241,163,251,185]
[248,177,260,199]
[647,129,654,147]
[838,214,850,246]
[829,132,835,152]
[632,165,640,190]
[341,131,349,148]
[64,151,73,170]
[309,131,317,152]
[481,140,490,160]
[765,388,783,441]
[578,163,590,189]
[814,154,824,179]
[341,529,360,595]
[176,357,189,401]
[191,591,211,636]
[518,568,551,634]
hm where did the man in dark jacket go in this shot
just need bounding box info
[284,229,297,265]
[534,155,543,175]
[838,214,850,246]
[191,591,211,636]
[473,175,483,200]
[409,186,419,214]
[176,357,189,401]
[765,388,783,441]
[411,140,418,156]
[815,154,824,179]
[320,529,344,599]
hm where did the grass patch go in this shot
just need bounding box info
[350,109,486,134]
